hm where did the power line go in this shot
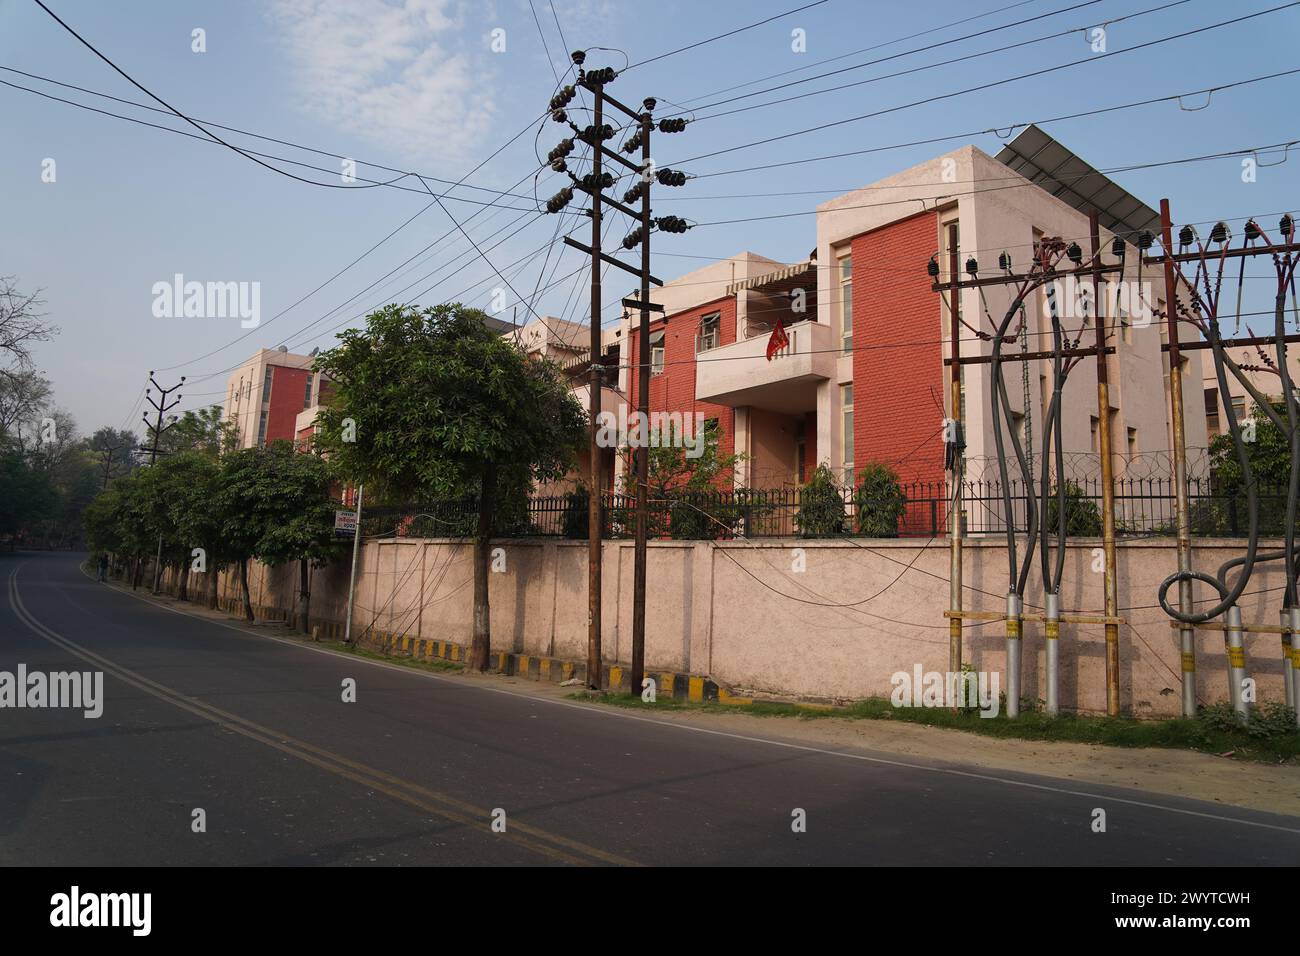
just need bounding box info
[31,0,413,190]
[671,3,1300,165]
[625,0,833,70]
[681,0,1124,118]
[676,0,1041,105]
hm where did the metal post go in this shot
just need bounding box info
[1159,199,1197,718]
[1225,605,1249,721]
[1005,591,1022,718]
[586,83,605,691]
[1089,212,1121,716]
[1044,591,1060,715]
[947,235,963,691]
[1282,608,1294,713]
[1289,606,1300,727]
[143,374,184,595]
[344,484,364,645]
[630,106,652,697]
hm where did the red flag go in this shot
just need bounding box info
[766,318,790,361]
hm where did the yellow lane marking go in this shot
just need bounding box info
[12,567,638,867]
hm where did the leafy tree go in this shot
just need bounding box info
[87,427,140,489]
[159,405,238,458]
[314,303,585,669]
[614,417,747,539]
[853,462,907,537]
[795,464,847,537]
[213,441,340,626]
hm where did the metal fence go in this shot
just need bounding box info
[360,477,1289,541]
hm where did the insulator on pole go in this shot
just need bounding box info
[654,215,691,234]
[550,108,568,124]
[1111,236,1125,259]
[1066,242,1083,266]
[621,129,644,155]
[658,117,688,133]
[1280,214,1294,240]
[622,226,645,250]
[655,168,687,187]
[1209,221,1230,245]
[1178,224,1197,248]
[624,181,647,205]
[927,256,940,278]
[965,257,978,277]
[547,139,575,164]
[545,187,574,214]
[549,85,576,112]
[998,251,1011,272]
[1137,231,1155,251]
[576,171,614,192]
[1244,219,1261,242]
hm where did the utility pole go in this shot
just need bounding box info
[1158,199,1198,719]
[142,372,184,594]
[343,483,364,645]
[548,50,687,692]
[1089,211,1121,717]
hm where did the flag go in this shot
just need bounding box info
[766,318,789,361]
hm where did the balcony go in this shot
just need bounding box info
[695,320,834,413]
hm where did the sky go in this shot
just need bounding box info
[1,0,1297,439]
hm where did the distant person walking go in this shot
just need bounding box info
[97,554,109,583]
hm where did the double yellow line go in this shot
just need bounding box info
[7,566,637,867]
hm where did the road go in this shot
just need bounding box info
[2,550,1297,866]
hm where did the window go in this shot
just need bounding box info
[696,312,720,353]
[1127,427,1138,459]
[1090,416,1099,454]
[303,373,314,409]
[841,383,854,482]
[257,410,268,446]
[650,329,665,375]
[1230,396,1247,424]
[262,367,273,405]
[838,253,853,354]
[1204,387,1220,437]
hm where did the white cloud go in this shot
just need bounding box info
[267,0,496,171]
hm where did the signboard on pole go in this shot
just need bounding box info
[334,509,357,538]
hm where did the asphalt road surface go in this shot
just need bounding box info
[3,551,1298,866]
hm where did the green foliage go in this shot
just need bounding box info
[1206,401,1297,535]
[1043,480,1103,536]
[853,461,907,537]
[213,441,339,569]
[615,418,748,540]
[312,302,585,506]
[1199,700,1298,740]
[795,464,846,537]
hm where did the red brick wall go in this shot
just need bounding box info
[850,211,945,487]
[626,296,736,479]
[265,365,310,446]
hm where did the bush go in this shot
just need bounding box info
[1199,700,1298,739]
[853,462,906,537]
[1043,480,1103,536]
[795,465,846,537]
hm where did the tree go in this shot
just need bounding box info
[244,443,338,632]
[853,462,907,537]
[87,427,141,489]
[0,277,55,383]
[159,405,238,458]
[613,417,747,539]
[314,302,585,669]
